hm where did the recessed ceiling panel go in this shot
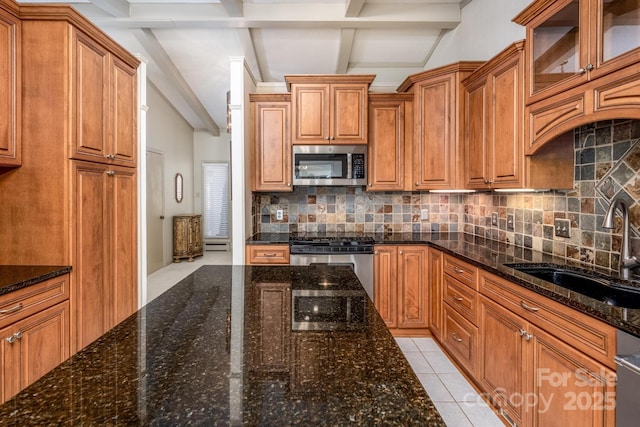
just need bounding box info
[253,28,341,81]
[351,28,442,66]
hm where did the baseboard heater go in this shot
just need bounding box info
[204,241,229,251]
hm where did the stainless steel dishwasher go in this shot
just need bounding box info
[615,330,640,426]
[289,236,374,301]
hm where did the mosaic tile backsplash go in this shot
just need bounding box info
[253,119,640,274]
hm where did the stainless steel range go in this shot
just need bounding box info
[289,236,375,300]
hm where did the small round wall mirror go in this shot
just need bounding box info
[175,173,183,203]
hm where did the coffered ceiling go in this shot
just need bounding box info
[18,0,472,135]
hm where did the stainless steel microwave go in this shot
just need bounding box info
[292,145,366,186]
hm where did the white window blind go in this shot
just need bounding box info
[202,162,229,239]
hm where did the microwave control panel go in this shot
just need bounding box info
[352,154,365,179]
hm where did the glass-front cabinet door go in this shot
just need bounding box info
[599,0,640,64]
[518,0,640,102]
[531,0,584,94]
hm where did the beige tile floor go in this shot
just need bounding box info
[146,254,505,426]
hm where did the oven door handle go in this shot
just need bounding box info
[615,355,640,375]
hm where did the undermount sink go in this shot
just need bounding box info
[504,263,640,309]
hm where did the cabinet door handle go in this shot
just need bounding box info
[399,250,403,254]
[263,253,277,257]
[520,301,539,312]
[453,267,465,274]
[5,331,22,344]
[0,303,23,314]
[106,170,116,176]
[518,329,532,341]
[451,332,463,343]
[453,294,464,302]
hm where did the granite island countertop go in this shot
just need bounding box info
[249,231,640,338]
[0,265,445,426]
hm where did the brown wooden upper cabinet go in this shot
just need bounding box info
[514,0,640,152]
[515,0,640,102]
[250,94,292,192]
[72,30,138,167]
[286,75,374,145]
[397,62,483,191]
[463,41,573,190]
[0,2,20,168]
[367,93,413,191]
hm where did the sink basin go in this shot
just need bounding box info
[504,264,640,309]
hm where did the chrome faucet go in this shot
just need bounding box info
[602,197,640,280]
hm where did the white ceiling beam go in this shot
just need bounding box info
[133,28,220,135]
[220,0,243,17]
[92,2,460,29]
[237,28,263,82]
[336,28,355,74]
[90,0,130,18]
[345,0,365,17]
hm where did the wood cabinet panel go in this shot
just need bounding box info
[0,6,20,167]
[464,81,488,188]
[110,56,137,167]
[0,274,69,329]
[443,254,478,290]
[375,245,429,335]
[443,304,478,376]
[73,30,109,162]
[246,244,290,265]
[443,275,478,325]
[529,324,616,427]
[250,95,292,192]
[287,75,374,145]
[399,63,482,190]
[367,94,412,191]
[478,296,528,426]
[479,270,616,369]
[374,245,398,329]
[397,246,428,329]
[427,247,444,340]
[0,300,70,404]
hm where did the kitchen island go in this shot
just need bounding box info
[0,265,445,426]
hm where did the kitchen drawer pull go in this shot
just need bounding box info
[0,303,23,314]
[262,253,277,257]
[520,301,539,312]
[451,332,463,343]
[453,267,465,274]
[452,294,464,302]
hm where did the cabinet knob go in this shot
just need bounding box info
[106,154,116,160]
[325,136,330,140]
[106,170,116,176]
[287,183,291,187]
[399,250,403,254]
[5,331,22,344]
[586,63,594,71]
[368,182,371,186]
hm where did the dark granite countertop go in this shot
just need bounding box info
[0,265,71,296]
[248,231,640,338]
[0,265,445,426]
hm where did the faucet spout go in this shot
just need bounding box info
[602,197,640,279]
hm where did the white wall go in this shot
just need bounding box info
[426,0,530,68]
[146,83,195,266]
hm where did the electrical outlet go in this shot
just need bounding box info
[507,214,514,231]
[421,208,429,220]
[276,209,284,221]
[554,218,571,238]
[491,212,498,226]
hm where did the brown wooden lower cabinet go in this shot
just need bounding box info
[428,248,616,427]
[0,300,70,404]
[374,245,429,336]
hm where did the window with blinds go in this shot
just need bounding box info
[202,162,230,240]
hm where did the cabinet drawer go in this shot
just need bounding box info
[246,245,290,265]
[0,274,69,330]
[444,275,478,325]
[443,304,478,375]
[479,270,616,369]
[443,254,478,290]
